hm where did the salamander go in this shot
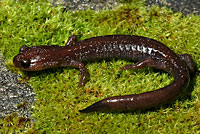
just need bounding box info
[13,35,194,112]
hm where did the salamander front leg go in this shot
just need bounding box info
[65,35,77,46]
[78,64,87,87]
[69,61,87,87]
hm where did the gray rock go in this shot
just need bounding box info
[50,0,200,15]
[146,0,200,15]
[0,52,35,118]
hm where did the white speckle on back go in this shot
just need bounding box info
[137,45,142,52]
[131,45,136,51]
[125,44,130,51]
[119,44,124,51]
[148,47,153,55]
[107,44,113,51]
[75,52,79,56]
[142,45,147,53]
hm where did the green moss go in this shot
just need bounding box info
[0,0,200,133]
[0,113,33,133]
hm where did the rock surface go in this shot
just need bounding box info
[0,52,35,118]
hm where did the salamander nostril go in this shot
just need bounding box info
[21,59,30,68]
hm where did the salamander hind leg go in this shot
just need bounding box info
[178,54,195,75]
[120,58,158,70]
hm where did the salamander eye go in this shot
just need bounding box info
[21,59,30,68]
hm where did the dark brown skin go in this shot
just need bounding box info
[13,35,194,113]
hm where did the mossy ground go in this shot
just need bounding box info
[0,0,200,133]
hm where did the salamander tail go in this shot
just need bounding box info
[79,100,111,113]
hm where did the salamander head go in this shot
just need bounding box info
[13,45,59,71]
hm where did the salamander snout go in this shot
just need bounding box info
[13,55,31,69]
